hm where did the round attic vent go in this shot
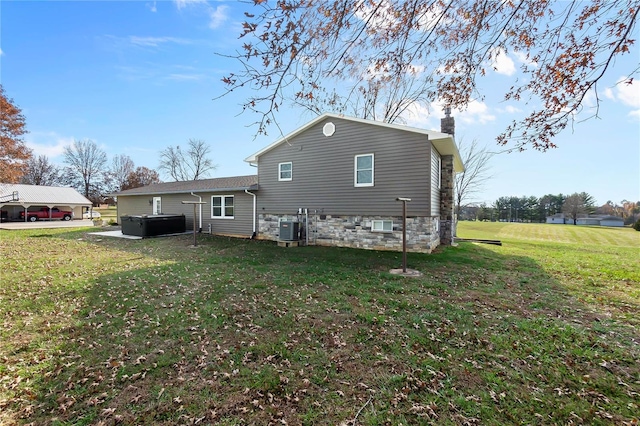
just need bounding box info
[323,122,335,137]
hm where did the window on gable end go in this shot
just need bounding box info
[279,162,292,181]
[355,153,374,187]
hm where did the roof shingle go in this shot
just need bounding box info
[112,175,258,197]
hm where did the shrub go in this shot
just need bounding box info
[633,219,640,231]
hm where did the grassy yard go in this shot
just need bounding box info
[0,223,638,425]
[95,206,118,223]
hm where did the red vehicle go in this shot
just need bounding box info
[20,207,73,222]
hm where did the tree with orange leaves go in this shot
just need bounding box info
[0,85,32,183]
[221,0,638,151]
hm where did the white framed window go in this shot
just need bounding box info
[372,219,393,232]
[211,195,234,219]
[152,197,161,215]
[355,153,374,187]
[279,162,292,181]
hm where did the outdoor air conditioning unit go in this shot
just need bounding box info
[279,221,300,241]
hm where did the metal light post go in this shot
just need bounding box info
[396,197,411,273]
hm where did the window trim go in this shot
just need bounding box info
[371,219,393,233]
[211,195,235,219]
[354,153,374,187]
[278,162,292,181]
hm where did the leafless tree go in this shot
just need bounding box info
[108,154,135,192]
[455,139,493,218]
[63,139,107,199]
[20,155,61,186]
[158,139,216,181]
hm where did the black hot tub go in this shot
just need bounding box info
[121,214,186,238]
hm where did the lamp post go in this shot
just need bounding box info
[396,197,411,273]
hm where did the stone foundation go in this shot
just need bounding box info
[259,213,440,253]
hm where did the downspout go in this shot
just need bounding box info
[190,192,202,232]
[244,189,257,239]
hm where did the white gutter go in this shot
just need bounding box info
[244,189,257,238]
[190,192,202,232]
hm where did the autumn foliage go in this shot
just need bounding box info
[222,0,638,150]
[0,85,32,183]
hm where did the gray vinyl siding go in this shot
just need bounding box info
[117,191,255,237]
[257,117,434,217]
[430,147,441,216]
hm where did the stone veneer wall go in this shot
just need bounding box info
[258,213,440,253]
[439,155,455,245]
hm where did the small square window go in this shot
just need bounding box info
[355,154,374,187]
[279,162,292,181]
[372,220,393,232]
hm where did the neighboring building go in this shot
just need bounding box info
[546,213,567,224]
[546,213,625,227]
[112,176,259,238]
[575,217,601,226]
[0,183,92,221]
[598,216,624,227]
[245,112,464,253]
[113,112,464,253]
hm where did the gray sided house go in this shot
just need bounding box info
[246,113,464,253]
[113,176,258,238]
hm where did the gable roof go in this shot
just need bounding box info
[245,112,465,172]
[0,183,92,206]
[112,175,258,197]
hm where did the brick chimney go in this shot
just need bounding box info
[439,107,455,245]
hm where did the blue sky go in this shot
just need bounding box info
[1,0,639,206]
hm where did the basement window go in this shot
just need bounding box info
[372,220,393,232]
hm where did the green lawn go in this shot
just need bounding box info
[95,206,118,223]
[1,223,638,425]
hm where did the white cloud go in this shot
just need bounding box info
[504,105,522,114]
[128,36,191,48]
[174,0,207,10]
[490,48,516,76]
[26,133,74,160]
[603,87,614,100]
[209,5,229,29]
[603,76,640,121]
[400,98,496,129]
[615,77,640,108]
[147,1,157,13]
[513,50,537,68]
[167,73,204,81]
[629,109,640,120]
[0,48,3,56]
[458,100,497,124]
[173,0,228,30]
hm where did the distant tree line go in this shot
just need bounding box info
[18,143,163,205]
[460,193,640,226]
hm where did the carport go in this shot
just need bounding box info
[0,183,92,222]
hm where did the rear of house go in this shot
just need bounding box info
[112,176,258,238]
[245,113,464,253]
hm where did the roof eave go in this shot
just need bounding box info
[112,186,258,197]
